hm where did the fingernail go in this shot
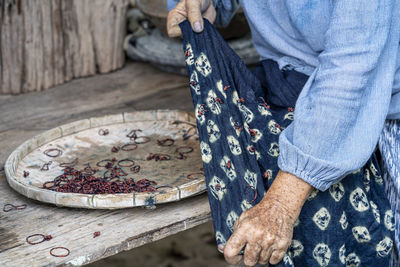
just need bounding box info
[193,22,202,32]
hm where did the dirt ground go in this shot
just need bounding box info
[88,221,228,267]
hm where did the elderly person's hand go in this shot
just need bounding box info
[223,170,314,266]
[167,0,216,37]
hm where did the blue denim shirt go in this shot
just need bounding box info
[167,0,400,191]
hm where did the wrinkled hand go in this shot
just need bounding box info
[167,0,216,37]
[224,170,314,266]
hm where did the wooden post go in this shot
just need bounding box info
[0,0,129,94]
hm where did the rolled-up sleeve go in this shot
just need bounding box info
[166,0,240,27]
[278,0,400,191]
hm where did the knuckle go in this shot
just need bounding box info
[275,239,290,250]
[263,234,275,246]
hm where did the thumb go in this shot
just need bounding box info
[186,0,204,32]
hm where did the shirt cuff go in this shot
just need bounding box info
[277,126,347,192]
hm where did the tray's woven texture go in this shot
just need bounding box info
[5,110,206,209]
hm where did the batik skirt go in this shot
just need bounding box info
[180,19,395,267]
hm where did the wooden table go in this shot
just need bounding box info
[0,62,211,266]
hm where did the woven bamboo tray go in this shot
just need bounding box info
[4,110,206,209]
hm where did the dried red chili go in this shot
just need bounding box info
[111,146,120,153]
[132,136,151,144]
[43,165,157,194]
[26,234,52,245]
[60,158,78,168]
[118,159,135,167]
[44,148,63,158]
[3,203,27,212]
[98,129,109,136]
[130,165,140,173]
[93,231,101,238]
[146,153,171,161]
[176,146,194,154]
[187,172,204,180]
[120,143,138,151]
[23,171,29,178]
[50,247,70,257]
[40,161,52,171]
[157,138,174,147]
[126,129,142,139]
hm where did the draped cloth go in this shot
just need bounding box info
[180,19,394,266]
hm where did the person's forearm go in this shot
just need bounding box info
[260,170,313,221]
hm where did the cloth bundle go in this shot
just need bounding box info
[180,19,395,266]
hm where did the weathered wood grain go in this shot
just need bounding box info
[0,171,211,266]
[0,62,213,266]
[0,0,129,94]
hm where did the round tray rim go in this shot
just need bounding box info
[4,110,205,209]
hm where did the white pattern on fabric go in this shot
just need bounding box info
[243,124,263,142]
[195,104,206,125]
[226,211,239,233]
[244,170,258,188]
[339,211,348,230]
[208,176,226,201]
[363,169,371,192]
[384,210,395,231]
[284,111,294,120]
[200,141,212,163]
[345,253,361,267]
[289,240,304,258]
[189,71,200,95]
[339,244,346,264]
[246,145,261,159]
[258,104,272,117]
[229,117,242,136]
[370,201,381,223]
[268,142,280,157]
[240,199,253,211]
[195,52,212,77]
[268,119,282,135]
[350,187,370,212]
[376,237,393,258]
[206,90,222,115]
[329,182,345,202]
[370,163,384,185]
[313,207,331,230]
[219,156,237,182]
[312,243,331,267]
[352,226,371,243]
[206,119,221,143]
[307,189,319,201]
[215,231,226,245]
[216,80,227,99]
[227,135,242,156]
[238,103,254,124]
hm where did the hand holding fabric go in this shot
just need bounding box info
[167,0,216,37]
[224,170,314,266]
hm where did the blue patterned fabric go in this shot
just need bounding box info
[379,120,400,266]
[180,19,395,266]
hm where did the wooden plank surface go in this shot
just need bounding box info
[0,0,129,94]
[0,62,212,266]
